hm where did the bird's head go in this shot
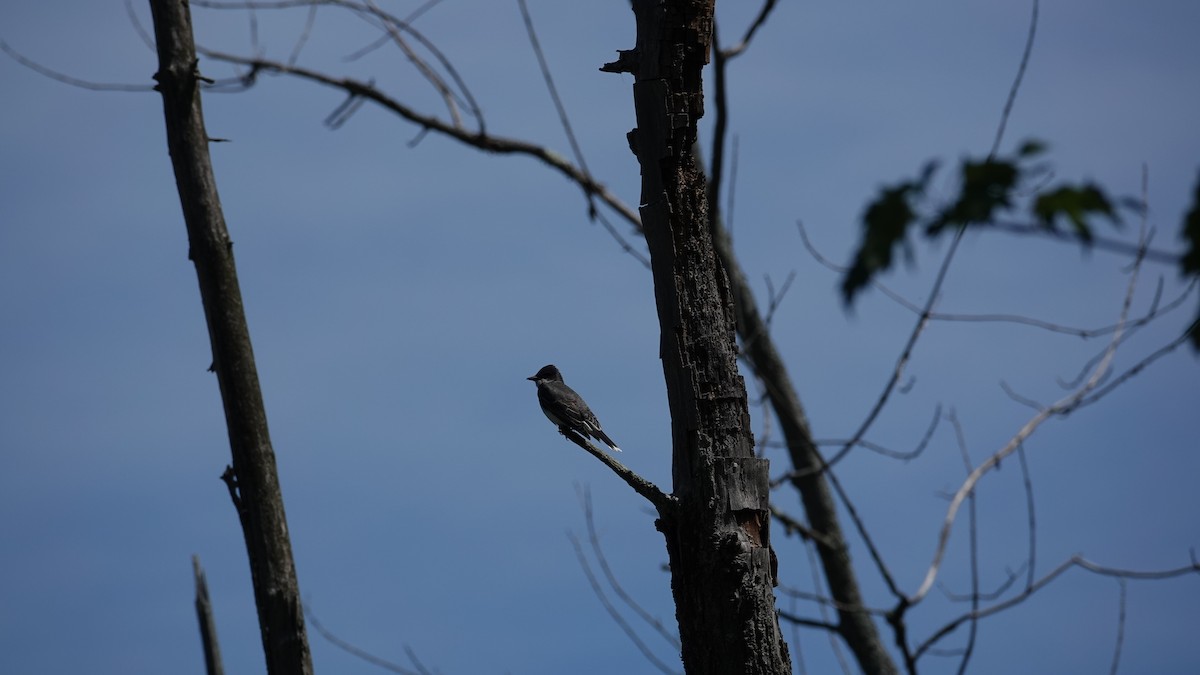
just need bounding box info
[527,364,562,383]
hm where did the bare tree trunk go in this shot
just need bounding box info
[148,2,313,673]
[605,2,790,672]
[703,15,898,674]
[705,192,899,674]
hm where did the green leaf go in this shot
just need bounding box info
[1180,170,1200,352]
[1032,183,1120,243]
[1017,139,1048,158]
[1181,170,1200,276]
[841,161,939,305]
[926,158,1020,234]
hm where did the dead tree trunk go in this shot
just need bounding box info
[604,1,790,673]
[147,2,313,673]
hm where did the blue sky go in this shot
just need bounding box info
[1,1,1197,674]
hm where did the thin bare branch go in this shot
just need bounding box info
[989,219,1179,265]
[803,542,854,675]
[797,220,1196,339]
[769,504,837,550]
[192,0,482,128]
[580,488,681,650]
[1016,443,1037,591]
[2,41,153,91]
[721,0,780,58]
[776,609,838,632]
[402,646,434,675]
[763,271,797,328]
[513,0,649,269]
[196,50,645,233]
[914,554,1200,660]
[777,584,891,618]
[820,265,939,472]
[989,0,1038,157]
[749,373,774,457]
[999,380,1045,411]
[192,555,226,675]
[770,405,942,483]
[1074,323,1194,407]
[518,0,591,179]
[557,427,674,511]
[911,180,1148,607]
[947,411,980,675]
[287,2,319,66]
[938,565,1025,603]
[124,0,157,51]
[595,209,652,269]
[305,606,423,675]
[822,468,905,600]
[1109,579,1127,675]
[568,533,683,675]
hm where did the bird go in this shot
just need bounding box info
[527,364,621,452]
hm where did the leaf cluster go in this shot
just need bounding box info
[843,146,1200,350]
[841,140,1134,305]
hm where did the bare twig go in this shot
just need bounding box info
[769,405,942,486]
[804,542,854,675]
[513,0,652,269]
[558,428,674,512]
[840,0,1040,491]
[721,0,780,58]
[193,0,482,128]
[914,554,1200,659]
[580,488,681,650]
[990,0,1038,157]
[1073,324,1194,407]
[788,593,808,675]
[568,533,683,675]
[196,50,645,233]
[763,272,797,328]
[517,0,591,181]
[748,373,774,457]
[938,565,1025,603]
[1016,443,1037,590]
[947,412,979,675]
[287,2,319,66]
[769,504,837,550]
[1109,579,1128,675]
[911,174,1148,607]
[124,0,157,51]
[192,555,226,675]
[776,609,838,632]
[989,219,1179,265]
[797,220,1195,339]
[777,584,891,618]
[2,41,153,91]
[305,606,423,675]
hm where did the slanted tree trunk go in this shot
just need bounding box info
[706,177,899,675]
[148,2,313,673]
[604,2,790,672]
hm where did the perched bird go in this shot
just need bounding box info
[527,364,621,452]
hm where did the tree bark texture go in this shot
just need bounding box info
[148,2,313,674]
[708,199,899,675]
[604,1,790,673]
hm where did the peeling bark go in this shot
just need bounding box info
[604,2,790,672]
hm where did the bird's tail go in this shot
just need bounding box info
[594,430,621,452]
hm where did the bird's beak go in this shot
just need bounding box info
[526,375,537,381]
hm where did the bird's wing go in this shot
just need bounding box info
[540,382,594,432]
